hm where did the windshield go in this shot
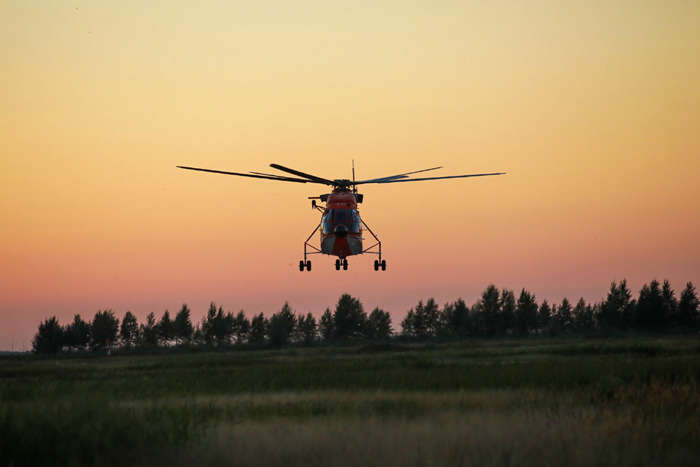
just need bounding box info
[322,209,361,234]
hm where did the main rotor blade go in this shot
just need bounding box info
[270,163,336,185]
[356,172,506,184]
[177,166,310,183]
[357,166,443,183]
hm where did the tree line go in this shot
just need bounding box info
[32,279,698,353]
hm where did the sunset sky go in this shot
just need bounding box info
[2,1,699,349]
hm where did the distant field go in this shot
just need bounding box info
[2,337,700,466]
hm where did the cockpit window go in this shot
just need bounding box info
[322,209,361,234]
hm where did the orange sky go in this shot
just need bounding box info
[1,1,699,349]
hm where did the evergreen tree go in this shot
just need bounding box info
[202,303,218,345]
[572,298,594,333]
[401,309,416,337]
[500,290,516,335]
[269,303,296,347]
[661,280,679,325]
[140,312,158,347]
[298,313,318,346]
[249,312,268,345]
[319,308,334,342]
[333,294,367,340]
[366,307,392,340]
[91,310,119,349]
[157,310,174,345]
[441,299,470,337]
[598,280,634,330]
[515,290,538,336]
[636,280,666,330]
[678,282,699,328]
[173,305,194,344]
[475,285,501,336]
[65,314,91,350]
[33,316,64,354]
[234,311,250,344]
[120,311,139,347]
[538,300,551,331]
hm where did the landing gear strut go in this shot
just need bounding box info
[299,260,311,271]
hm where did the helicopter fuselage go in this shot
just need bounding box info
[320,190,363,259]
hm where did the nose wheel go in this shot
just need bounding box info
[299,260,311,271]
[335,259,348,270]
[373,259,386,271]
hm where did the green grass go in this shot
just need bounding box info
[2,337,700,466]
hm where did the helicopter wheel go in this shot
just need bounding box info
[335,259,340,270]
[381,259,386,271]
[306,260,312,271]
[299,260,305,272]
[342,259,348,270]
[373,259,379,271]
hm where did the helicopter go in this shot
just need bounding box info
[177,162,505,271]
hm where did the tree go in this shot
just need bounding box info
[401,309,416,337]
[440,299,470,337]
[140,312,158,347]
[173,305,194,344]
[333,294,367,340]
[157,310,174,346]
[269,303,296,347]
[515,290,538,336]
[298,313,318,346]
[538,300,551,331]
[366,307,392,340]
[572,298,594,333]
[202,303,218,345]
[598,280,634,330]
[500,290,516,335]
[33,316,64,354]
[550,299,572,335]
[636,280,665,330]
[120,311,139,347]
[677,282,699,328]
[91,310,119,349]
[319,308,334,342]
[249,312,268,345]
[474,285,501,336]
[233,311,250,344]
[65,314,91,350]
[661,280,679,326]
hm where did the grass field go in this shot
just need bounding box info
[2,337,700,466]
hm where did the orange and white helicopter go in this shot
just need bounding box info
[177,163,505,271]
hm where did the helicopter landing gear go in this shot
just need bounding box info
[335,258,349,270]
[299,260,311,272]
[343,258,348,270]
[335,259,340,270]
[373,259,386,271]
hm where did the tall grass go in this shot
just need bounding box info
[1,337,699,466]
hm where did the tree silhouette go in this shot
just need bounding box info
[120,311,139,347]
[538,300,551,330]
[140,312,158,347]
[157,310,175,346]
[249,312,268,345]
[333,294,366,340]
[366,307,392,340]
[320,308,334,342]
[233,311,250,344]
[33,316,64,354]
[636,280,665,330]
[661,280,679,326]
[269,303,296,347]
[572,298,594,332]
[515,290,538,336]
[599,280,635,330]
[677,282,699,329]
[441,299,470,337]
[297,312,318,346]
[474,285,500,336]
[65,314,91,350]
[173,305,194,344]
[91,310,119,349]
[500,290,516,335]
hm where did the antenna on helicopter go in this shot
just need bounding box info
[352,159,356,193]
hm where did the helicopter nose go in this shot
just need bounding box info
[334,225,348,237]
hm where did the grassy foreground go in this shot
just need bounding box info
[1,337,700,466]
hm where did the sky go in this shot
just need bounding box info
[1,0,699,350]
